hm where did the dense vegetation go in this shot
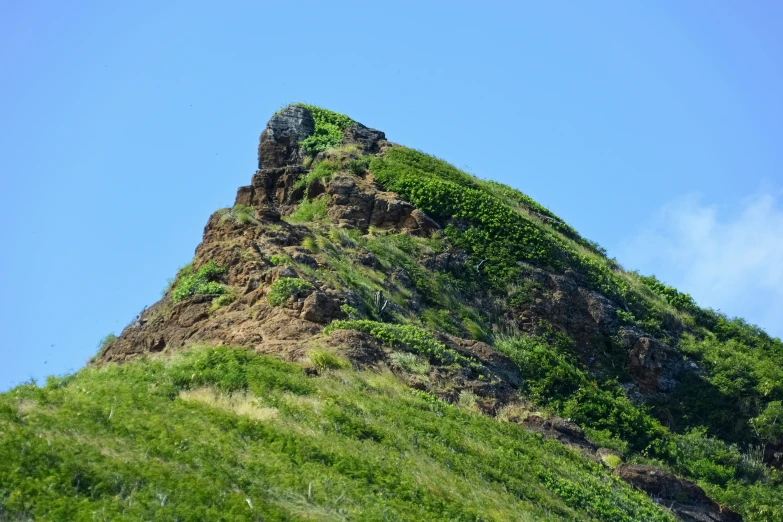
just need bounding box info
[294,104,355,155]
[0,346,672,521]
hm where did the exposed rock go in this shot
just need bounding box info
[343,122,386,153]
[326,175,376,229]
[357,251,381,269]
[300,291,341,324]
[765,443,783,469]
[257,105,314,170]
[322,174,439,234]
[615,465,741,521]
[235,166,308,211]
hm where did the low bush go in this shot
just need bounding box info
[210,292,237,311]
[268,254,292,266]
[295,104,354,155]
[171,261,227,302]
[266,277,313,306]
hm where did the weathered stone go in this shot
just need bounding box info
[300,291,341,324]
[627,336,674,394]
[343,122,385,153]
[257,105,314,170]
[326,175,375,229]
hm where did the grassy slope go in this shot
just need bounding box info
[0,346,670,521]
[363,144,783,520]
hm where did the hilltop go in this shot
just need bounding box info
[2,104,782,521]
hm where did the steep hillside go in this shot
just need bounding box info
[2,104,782,521]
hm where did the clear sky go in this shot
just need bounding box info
[1,1,781,391]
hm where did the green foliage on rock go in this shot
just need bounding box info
[170,261,227,302]
[293,157,340,192]
[670,333,783,445]
[296,103,354,155]
[369,148,624,297]
[266,277,313,306]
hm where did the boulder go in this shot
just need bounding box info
[300,291,341,324]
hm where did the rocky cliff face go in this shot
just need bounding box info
[96,104,757,521]
[101,105,687,399]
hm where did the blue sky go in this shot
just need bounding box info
[1,1,781,390]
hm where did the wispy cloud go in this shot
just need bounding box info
[614,191,783,339]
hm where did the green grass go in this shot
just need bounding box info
[288,195,329,223]
[307,349,351,371]
[0,345,673,521]
[293,158,340,192]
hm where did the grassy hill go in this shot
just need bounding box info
[3,104,782,520]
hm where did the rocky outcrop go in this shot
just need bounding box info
[325,174,439,234]
[257,105,314,170]
[343,122,385,153]
[615,464,741,522]
[235,166,308,210]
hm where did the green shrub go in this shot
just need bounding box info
[171,261,227,302]
[295,104,354,155]
[583,428,629,455]
[288,195,329,223]
[267,277,313,306]
[90,333,117,362]
[308,349,350,371]
[340,304,360,319]
[369,149,624,296]
[463,318,489,341]
[751,401,783,445]
[210,292,237,311]
[97,333,117,351]
[269,254,292,266]
[347,157,370,176]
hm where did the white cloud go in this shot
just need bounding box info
[614,191,783,339]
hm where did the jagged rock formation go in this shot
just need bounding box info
[94,104,783,521]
